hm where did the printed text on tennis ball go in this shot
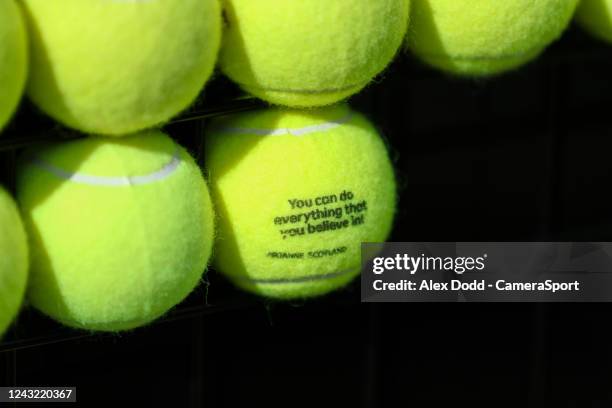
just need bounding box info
[273,190,368,239]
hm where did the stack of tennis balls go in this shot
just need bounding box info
[20,0,222,135]
[219,0,410,107]
[16,131,215,332]
[212,0,402,298]
[8,0,222,332]
[0,187,28,336]
[205,104,396,299]
[7,0,402,320]
[0,0,28,132]
[406,0,579,77]
[575,0,612,43]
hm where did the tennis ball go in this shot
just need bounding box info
[406,0,578,76]
[0,0,27,132]
[220,0,410,107]
[576,0,612,43]
[17,130,214,331]
[206,104,396,299]
[0,187,28,336]
[20,0,222,136]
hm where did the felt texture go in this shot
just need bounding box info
[20,0,221,136]
[0,0,27,132]
[206,104,396,299]
[406,0,578,76]
[0,187,28,336]
[17,131,215,332]
[576,0,612,43]
[220,0,410,107]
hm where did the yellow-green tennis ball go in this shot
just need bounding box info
[406,0,578,77]
[220,0,410,107]
[0,0,27,132]
[20,0,221,136]
[206,104,396,299]
[576,0,612,43]
[16,130,214,332]
[0,187,28,336]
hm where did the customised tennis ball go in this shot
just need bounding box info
[576,0,612,43]
[17,130,214,331]
[406,0,578,76]
[20,0,221,136]
[0,187,28,336]
[0,0,27,132]
[206,104,396,299]
[220,0,410,107]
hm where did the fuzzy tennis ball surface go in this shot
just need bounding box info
[406,0,578,76]
[0,187,28,336]
[576,0,612,43]
[220,0,410,107]
[17,131,214,331]
[20,0,221,136]
[206,104,396,299]
[0,0,27,132]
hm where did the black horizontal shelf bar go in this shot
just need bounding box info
[0,297,260,354]
[170,96,263,124]
[0,97,263,153]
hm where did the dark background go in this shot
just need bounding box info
[2,24,612,407]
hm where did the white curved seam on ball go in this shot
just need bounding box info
[109,0,155,3]
[238,82,362,95]
[31,148,182,187]
[228,268,356,284]
[217,112,354,137]
[417,45,544,61]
